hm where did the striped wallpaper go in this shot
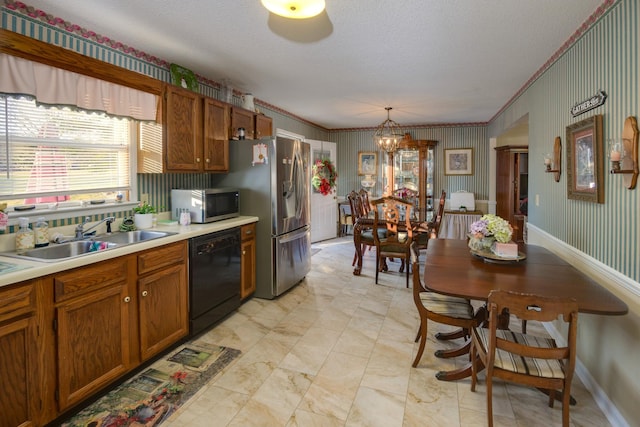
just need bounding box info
[2,0,637,283]
[490,0,639,282]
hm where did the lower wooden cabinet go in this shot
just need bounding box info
[54,258,132,411]
[1,240,190,425]
[240,223,256,299]
[0,280,39,427]
[137,242,188,361]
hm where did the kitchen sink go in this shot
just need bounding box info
[3,240,119,262]
[97,230,176,245]
[1,231,177,263]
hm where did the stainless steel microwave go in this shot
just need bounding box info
[171,188,239,223]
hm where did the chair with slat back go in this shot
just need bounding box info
[371,196,414,288]
[470,290,578,427]
[348,190,375,268]
[410,242,478,368]
[414,190,446,253]
[358,188,372,217]
[394,187,419,220]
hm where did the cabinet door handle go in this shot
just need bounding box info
[124,296,131,303]
[196,157,201,163]
[242,250,246,255]
[205,158,210,163]
[141,290,148,297]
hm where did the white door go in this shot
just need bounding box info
[309,139,337,242]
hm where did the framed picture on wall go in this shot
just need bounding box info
[566,114,604,203]
[357,151,378,175]
[444,148,473,175]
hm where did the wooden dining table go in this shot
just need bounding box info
[423,239,628,381]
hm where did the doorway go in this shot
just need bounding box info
[308,139,337,242]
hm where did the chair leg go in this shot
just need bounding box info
[412,315,428,367]
[470,341,477,392]
[375,251,380,284]
[405,260,410,288]
[486,375,494,427]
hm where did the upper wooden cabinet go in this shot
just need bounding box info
[230,107,273,140]
[163,85,203,171]
[230,107,255,140]
[203,97,230,172]
[139,85,273,173]
[163,84,230,173]
[255,114,273,139]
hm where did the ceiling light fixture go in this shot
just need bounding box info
[261,0,326,19]
[373,107,405,153]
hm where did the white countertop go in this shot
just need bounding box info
[0,216,258,288]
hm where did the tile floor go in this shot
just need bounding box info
[164,237,611,427]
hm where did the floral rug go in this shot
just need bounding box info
[62,343,241,427]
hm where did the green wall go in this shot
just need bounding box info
[3,1,639,423]
[489,1,639,424]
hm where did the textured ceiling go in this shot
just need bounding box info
[20,0,606,129]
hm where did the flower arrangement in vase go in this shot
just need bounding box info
[468,214,513,253]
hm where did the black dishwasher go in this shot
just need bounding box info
[189,228,241,337]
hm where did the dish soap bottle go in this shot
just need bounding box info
[35,217,49,247]
[15,217,35,253]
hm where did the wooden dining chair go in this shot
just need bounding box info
[371,196,414,287]
[348,190,374,267]
[470,290,579,427]
[413,190,446,253]
[410,243,478,368]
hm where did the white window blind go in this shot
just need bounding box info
[0,96,131,203]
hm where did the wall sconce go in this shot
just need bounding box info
[544,136,561,182]
[609,116,639,189]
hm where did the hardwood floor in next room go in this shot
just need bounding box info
[161,236,611,427]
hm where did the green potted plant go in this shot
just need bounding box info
[133,201,156,229]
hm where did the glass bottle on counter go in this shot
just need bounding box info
[16,217,35,253]
[35,217,49,247]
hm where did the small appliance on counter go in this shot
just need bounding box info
[170,188,239,224]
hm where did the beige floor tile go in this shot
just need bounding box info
[120,237,613,427]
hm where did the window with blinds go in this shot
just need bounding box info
[0,96,132,206]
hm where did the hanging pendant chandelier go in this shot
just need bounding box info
[373,107,405,153]
[261,0,326,19]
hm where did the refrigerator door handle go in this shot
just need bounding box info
[277,225,310,244]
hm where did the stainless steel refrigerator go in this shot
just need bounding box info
[211,134,311,299]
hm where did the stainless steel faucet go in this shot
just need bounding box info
[75,216,116,239]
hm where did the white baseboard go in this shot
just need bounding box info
[530,223,634,427]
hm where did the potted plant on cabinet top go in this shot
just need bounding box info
[133,201,156,229]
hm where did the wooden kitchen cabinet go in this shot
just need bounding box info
[164,84,203,171]
[255,113,272,139]
[230,107,255,140]
[240,222,256,299]
[0,280,40,427]
[137,241,188,361]
[203,97,230,172]
[52,240,188,413]
[54,258,132,411]
[155,84,230,173]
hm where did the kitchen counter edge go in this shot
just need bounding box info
[0,216,259,288]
